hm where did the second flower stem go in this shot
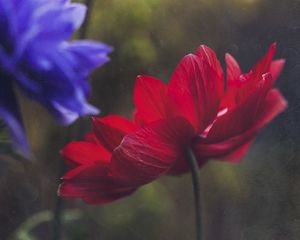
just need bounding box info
[186,147,202,240]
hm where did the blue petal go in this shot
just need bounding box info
[13,1,86,57]
[15,40,112,121]
[15,50,101,124]
[0,0,16,52]
[0,0,113,157]
[30,3,86,46]
[49,100,99,125]
[63,40,113,74]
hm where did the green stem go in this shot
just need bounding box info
[52,188,63,240]
[53,1,95,239]
[186,147,202,240]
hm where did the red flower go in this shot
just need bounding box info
[59,44,287,204]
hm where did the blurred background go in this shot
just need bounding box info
[1,0,300,239]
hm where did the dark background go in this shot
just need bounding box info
[0,0,299,239]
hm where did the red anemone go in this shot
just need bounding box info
[59,44,287,204]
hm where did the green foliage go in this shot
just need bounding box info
[9,210,82,240]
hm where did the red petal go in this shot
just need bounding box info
[166,154,190,175]
[251,43,276,81]
[192,134,255,164]
[254,88,287,129]
[238,43,276,95]
[194,88,287,163]
[92,115,137,152]
[222,43,279,109]
[61,164,107,180]
[270,59,285,84]
[195,45,224,83]
[167,54,223,132]
[223,139,254,162]
[133,111,145,126]
[59,164,136,204]
[170,128,253,173]
[133,75,167,125]
[220,53,243,109]
[205,74,274,142]
[109,117,194,183]
[61,141,111,168]
[84,132,100,144]
[225,53,242,88]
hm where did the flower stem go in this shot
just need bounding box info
[52,189,63,240]
[186,147,202,240]
[53,1,95,240]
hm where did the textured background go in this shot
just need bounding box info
[0,0,299,239]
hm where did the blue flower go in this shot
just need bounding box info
[0,0,112,156]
